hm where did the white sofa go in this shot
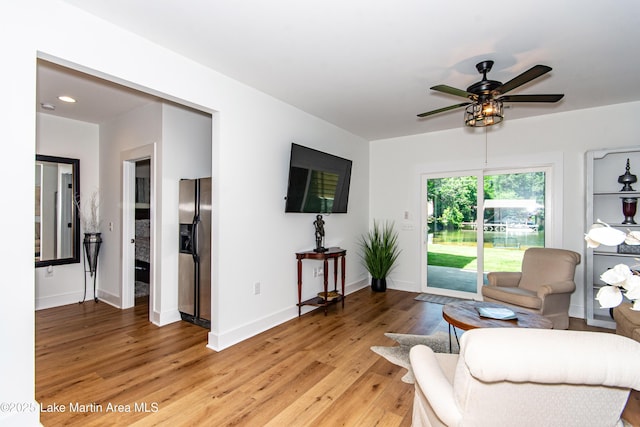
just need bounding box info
[409,328,640,426]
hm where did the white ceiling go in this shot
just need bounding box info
[37,60,160,125]
[42,0,640,140]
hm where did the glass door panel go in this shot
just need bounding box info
[482,171,546,272]
[426,174,481,297]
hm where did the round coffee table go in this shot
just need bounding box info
[442,300,553,351]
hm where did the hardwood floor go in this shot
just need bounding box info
[36,289,609,426]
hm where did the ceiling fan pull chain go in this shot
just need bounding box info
[485,127,488,165]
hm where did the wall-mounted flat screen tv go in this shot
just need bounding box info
[285,143,353,213]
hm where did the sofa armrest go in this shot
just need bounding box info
[410,345,462,427]
[536,280,576,297]
[487,271,521,287]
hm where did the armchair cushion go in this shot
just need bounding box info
[481,285,541,310]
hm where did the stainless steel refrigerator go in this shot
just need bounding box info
[178,177,211,329]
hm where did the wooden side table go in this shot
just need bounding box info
[296,247,346,316]
[442,300,553,352]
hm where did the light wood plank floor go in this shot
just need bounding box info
[36,289,609,426]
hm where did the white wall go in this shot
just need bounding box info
[35,113,99,308]
[2,2,369,424]
[369,101,640,318]
[1,3,42,423]
[210,113,370,349]
[159,103,212,324]
[99,102,163,309]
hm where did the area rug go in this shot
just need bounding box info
[414,294,466,305]
[370,331,459,384]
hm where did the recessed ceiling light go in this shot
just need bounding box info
[58,95,76,103]
[40,103,56,111]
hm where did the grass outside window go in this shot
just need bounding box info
[428,243,525,272]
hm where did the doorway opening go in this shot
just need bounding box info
[37,57,213,323]
[121,144,155,316]
[134,159,151,305]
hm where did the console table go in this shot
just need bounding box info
[296,247,346,316]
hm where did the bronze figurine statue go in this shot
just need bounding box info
[313,215,326,252]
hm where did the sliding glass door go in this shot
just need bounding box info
[423,169,547,298]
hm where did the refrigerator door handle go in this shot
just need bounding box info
[191,215,200,262]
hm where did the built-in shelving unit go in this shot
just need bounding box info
[586,147,640,328]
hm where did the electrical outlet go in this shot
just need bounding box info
[317,266,323,277]
[253,282,261,295]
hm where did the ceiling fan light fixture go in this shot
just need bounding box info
[464,99,503,127]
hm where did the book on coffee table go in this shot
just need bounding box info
[475,306,517,320]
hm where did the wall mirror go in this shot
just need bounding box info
[35,155,80,267]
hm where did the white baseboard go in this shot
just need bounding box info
[207,305,296,352]
[96,288,121,308]
[346,277,369,294]
[386,279,419,293]
[36,291,85,310]
[152,309,181,326]
[207,278,369,352]
[35,288,120,310]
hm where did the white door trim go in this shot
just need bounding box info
[121,143,156,319]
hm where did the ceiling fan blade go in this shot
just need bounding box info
[499,94,564,103]
[496,65,552,95]
[417,102,471,118]
[430,84,475,99]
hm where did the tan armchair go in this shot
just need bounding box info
[410,328,640,427]
[481,247,580,329]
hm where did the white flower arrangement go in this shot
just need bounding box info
[597,264,640,310]
[75,190,101,234]
[585,219,640,311]
[584,219,640,248]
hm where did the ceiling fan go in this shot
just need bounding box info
[417,60,564,127]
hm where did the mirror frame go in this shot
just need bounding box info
[35,154,81,268]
